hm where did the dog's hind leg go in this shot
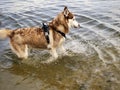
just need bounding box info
[10,42,28,59]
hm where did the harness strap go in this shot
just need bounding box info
[42,23,50,44]
[54,29,66,38]
[42,23,66,44]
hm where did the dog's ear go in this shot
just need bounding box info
[63,6,69,17]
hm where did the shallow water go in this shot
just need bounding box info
[0,0,120,90]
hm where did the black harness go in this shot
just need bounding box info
[42,23,66,44]
[42,23,50,44]
[54,29,66,38]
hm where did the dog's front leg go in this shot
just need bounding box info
[59,45,68,56]
[59,45,66,53]
[50,48,58,59]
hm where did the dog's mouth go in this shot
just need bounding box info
[74,24,80,28]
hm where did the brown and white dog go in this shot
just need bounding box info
[0,6,80,59]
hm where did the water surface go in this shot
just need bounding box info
[0,0,120,90]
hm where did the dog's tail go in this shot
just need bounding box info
[0,29,12,39]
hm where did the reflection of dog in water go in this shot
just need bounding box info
[0,6,80,59]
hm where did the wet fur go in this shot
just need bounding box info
[0,6,79,59]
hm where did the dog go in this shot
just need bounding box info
[0,6,80,59]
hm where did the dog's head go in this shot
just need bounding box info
[63,6,80,28]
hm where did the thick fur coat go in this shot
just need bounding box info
[0,6,80,59]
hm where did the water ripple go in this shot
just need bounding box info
[0,0,120,89]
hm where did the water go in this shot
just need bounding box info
[0,0,120,90]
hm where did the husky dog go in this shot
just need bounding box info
[0,6,80,59]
